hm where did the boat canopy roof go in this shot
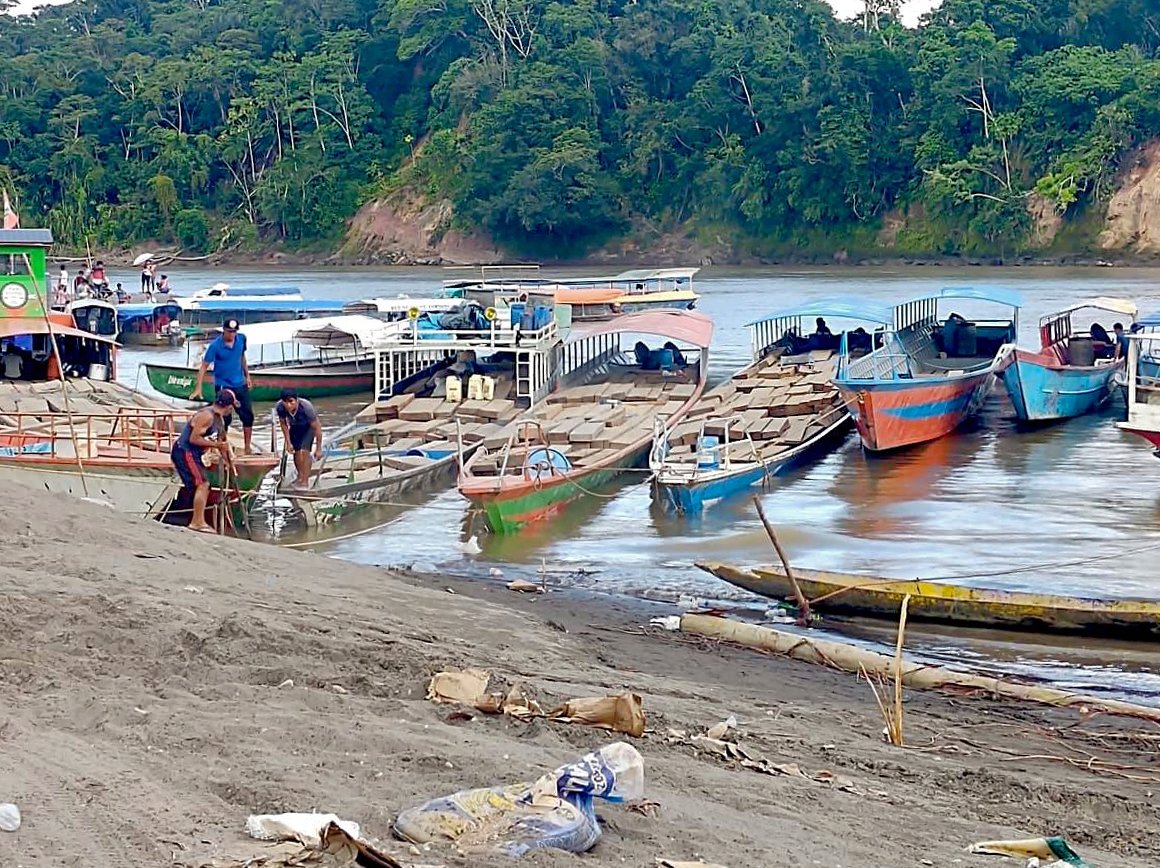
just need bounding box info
[0,229,53,246]
[1041,296,1138,324]
[180,284,302,299]
[747,295,893,328]
[65,299,117,313]
[897,285,1024,310]
[208,314,396,348]
[342,296,462,315]
[1134,309,1160,328]
[567,310,714,348]
[0,316,117,344]
[179,298,347,313]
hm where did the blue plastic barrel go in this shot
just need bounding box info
[533,305,552,329]
[521,307,536,330]
[509,302,526,328]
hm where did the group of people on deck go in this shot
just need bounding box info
[52,263,170,307]
[172,317,323,533]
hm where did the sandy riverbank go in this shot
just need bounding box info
[0,481,1156,867]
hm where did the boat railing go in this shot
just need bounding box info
[0,407,194,460]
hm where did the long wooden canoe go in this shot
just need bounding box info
[696,561,1160,640]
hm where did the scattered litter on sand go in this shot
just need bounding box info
[506,579,543,594]
[183,820,404,868]
[245,812,361,847]
[0,802,20,832]
[658,861,729,868]
[968,836,1090,867]
[426,668,646,736]
[395,742,644,857]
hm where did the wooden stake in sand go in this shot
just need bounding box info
[752,496,810,624]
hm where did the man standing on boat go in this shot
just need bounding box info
[191,318,255,454]
[275,388,323,489]
[171,389,237,533]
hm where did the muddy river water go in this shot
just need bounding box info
[117,265,1160,704]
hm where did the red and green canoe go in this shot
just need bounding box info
[143,360,375,402]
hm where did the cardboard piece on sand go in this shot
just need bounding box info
[548,692,646,738]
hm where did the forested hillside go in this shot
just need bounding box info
[2,0,1160,260]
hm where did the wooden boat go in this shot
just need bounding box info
[651,297,892,513]
[111,301,184,345]
[66,299,119,340]
[280,301,563,526]
[697,561,1160,640]
[0,228,277,527]
[444,265,699,321]
[458,310,713,533]
[172,297,350,339]
[1118,314,1160,451]
[178,282,302,303]
[143,315,402,402]
[834,286,1022,452]
[996,297,1137,423]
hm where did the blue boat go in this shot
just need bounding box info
[176,297,352,338]
[996,297,1137,423]
[650,296,892,513]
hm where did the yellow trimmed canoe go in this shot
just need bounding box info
[696,561,1160,640]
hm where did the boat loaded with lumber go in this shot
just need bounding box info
[834,286,1022,452]
[995,297,1137,424]
[143,315,404,403]
[0,228,276,530]
[280,299,563,526]
[651,297,891,513]
[458,310,712,533]
[697,561,1160,640]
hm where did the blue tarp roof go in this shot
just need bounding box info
[747,295,894,328]
[115,302,182,322]
[1135,310,1160,328]
[897,285,1024,309]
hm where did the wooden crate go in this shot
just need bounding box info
[399,397,445,422]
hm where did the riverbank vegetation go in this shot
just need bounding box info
[1,0,1159,259]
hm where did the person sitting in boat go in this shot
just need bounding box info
[1090,322,1114,359]
[808,317,840,351]
[73,269,89,297]
[847,327,873,354]
[663,341,687,368]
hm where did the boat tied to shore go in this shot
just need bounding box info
[995,297,1137,424]
[278,298,564,526]
[0,228,276,527]
[834,286,1023,452]
[458,310,712,533]
[1118,312,1160,453]
[143,314,407,403]
[697,560,1160,640]
[650,297,892,513]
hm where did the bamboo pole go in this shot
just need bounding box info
[752,495,810,623]
[680,613,1160,725]
[23,252,89,496]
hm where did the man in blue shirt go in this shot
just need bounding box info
[192,318,255,454]
[1113,322,1131,362]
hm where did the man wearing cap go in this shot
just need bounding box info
[275,388,323,489]
[192,318,254,454]
[170,389,237,533]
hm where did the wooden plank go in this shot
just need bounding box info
[399,397,444,422]
[568,421,606,444]
[782,417,812,445]
[547,419,582,444]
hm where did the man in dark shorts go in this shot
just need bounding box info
[171,390,236,533]
[192,318,254,454]
[275,388,323,489]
